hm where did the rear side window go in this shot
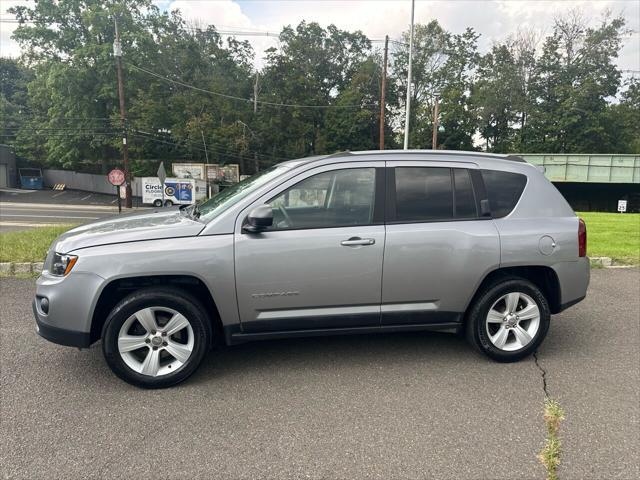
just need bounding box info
[395,167,453,221]
[453,168,477,218]
[481,169,527,218]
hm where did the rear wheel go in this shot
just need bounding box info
[164,200,173,207]
[102,288,212,388]
[153,199,162,207]
[465,278,550,362]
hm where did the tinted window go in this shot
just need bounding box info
[395,167,453,221]
[453,169,477,218]
[481,169,527,218]
[269,168,375,230]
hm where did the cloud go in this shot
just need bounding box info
[2,0,639,73]
[0,0,29,58]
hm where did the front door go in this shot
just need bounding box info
[234,164,385,332]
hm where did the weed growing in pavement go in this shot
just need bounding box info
[538,397,565,480]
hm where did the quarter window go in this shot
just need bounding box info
[481,170,527,218]
[268,168,376,230]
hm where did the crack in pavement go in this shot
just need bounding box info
[533,351,550,398]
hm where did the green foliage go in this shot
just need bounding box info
[0,2,637,174]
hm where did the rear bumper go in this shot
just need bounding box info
[553,257,590,312]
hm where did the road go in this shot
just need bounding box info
[0,188,146,232]
[1,268,638,479]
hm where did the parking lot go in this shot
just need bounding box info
[1,268,638,479]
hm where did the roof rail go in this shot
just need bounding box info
[338,150,527,162]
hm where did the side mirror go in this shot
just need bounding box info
[480,199,491,217]
[243,204,273,233]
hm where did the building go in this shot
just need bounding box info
[0,144,18,189]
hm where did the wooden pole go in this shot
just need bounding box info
[432,96,440,150]
[114,18,132,208]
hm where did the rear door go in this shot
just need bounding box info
[234,162,386,332]
[381,161,500,325]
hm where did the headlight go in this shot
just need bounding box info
[49,253,78,276]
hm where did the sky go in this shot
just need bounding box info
[1,0,639,74]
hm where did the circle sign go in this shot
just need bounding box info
[108,168,125,186]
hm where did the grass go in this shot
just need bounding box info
[578,212,640,265]
[0,225,74,263]
[538,398,566,480]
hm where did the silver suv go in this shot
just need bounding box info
[33,151,589,388]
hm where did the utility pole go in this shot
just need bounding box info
[379,35,389,150]
[253,72,259,114]
[113,17,132,208]
[201,130,211,198]
[403,0,415,150]
[432,95,440,150]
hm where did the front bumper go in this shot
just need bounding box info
[33,300,91,347]
[32,271,104,348]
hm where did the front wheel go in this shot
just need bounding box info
[164,200,173,207]
[102,288,212,388]
[153,199,163,207]
[465,278,550,362]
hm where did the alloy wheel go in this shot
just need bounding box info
[117,306,194,377]
[485,292,540,352]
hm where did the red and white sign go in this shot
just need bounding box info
[108,168,125,186]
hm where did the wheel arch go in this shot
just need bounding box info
[465,265,562,315]
[90,274,223,345]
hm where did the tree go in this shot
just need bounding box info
[526,11,627,153]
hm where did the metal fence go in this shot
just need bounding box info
[42,169,143,196]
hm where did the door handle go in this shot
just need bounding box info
[341,237,375,246]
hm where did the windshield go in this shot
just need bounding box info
[196,165,289,222]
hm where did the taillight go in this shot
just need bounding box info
[578,217,587,257]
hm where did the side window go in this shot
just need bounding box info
[481,169,527,218]
[453,168,478,218]
[268,168,376,230]
[395,167,453,221]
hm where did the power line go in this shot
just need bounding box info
[131,130,286,163]
[127,63,378,109]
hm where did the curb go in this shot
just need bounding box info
[0,262,44,275]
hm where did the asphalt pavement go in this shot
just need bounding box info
[1,268,638,479]
[0,188,146,232]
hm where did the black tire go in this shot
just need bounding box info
[102,287,212,388]
[153,199,162,207]
[465,277,550,362]
[164,200,173,207]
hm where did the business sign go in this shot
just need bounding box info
[172,162,206,180]
[218,164,240,183]
[206,164,220,180]
[107,168,125,186]
[618,200,628,213]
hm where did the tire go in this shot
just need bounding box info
[465,277,550,362]
[153,199,162,207]
[164,200,173,207]
[102,287,212,388]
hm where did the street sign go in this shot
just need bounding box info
[107,168,125,186]
[157,162,167,184]
[618,200,628,213]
